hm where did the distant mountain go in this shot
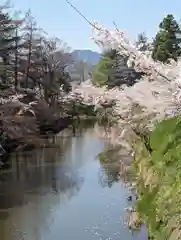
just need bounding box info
[72,50,101,65]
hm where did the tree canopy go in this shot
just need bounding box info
[136,32,149,52]
[152,14,181,62]
[92,49,142,88]
[0,5,74,105]
[92,49,116,87]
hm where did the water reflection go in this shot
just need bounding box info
[98,165,120,188]
[0,128,87,210]
[97,144,121,189]
[0,124,147,240]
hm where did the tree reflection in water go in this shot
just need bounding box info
[98,142,135,189]
[0,127,85,210]
[98,164,120,188]
[98,147,121,188]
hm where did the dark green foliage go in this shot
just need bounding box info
[102,48,118,60]
[136,32,149,51]
[0,11,17,52]
[62,101,97,118]
[92,48,142,88]
[0,11,19,83]
[74,103,96,116]
[92,51,115,87]
[152,14,181,62]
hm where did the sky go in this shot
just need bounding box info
[8,0,181,52]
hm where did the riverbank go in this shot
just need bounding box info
[0,87,75,164]
[132,116,181,239]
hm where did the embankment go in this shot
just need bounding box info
[133,116,181,239]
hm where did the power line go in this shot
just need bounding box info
[65,0,94,27]
[65,0,119,31]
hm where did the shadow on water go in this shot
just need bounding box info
[0,121,147,240]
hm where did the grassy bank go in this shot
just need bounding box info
[134,116,181,239]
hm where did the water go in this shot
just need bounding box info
[0,126,147,240]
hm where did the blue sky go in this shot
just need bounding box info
[9,0,181,52]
